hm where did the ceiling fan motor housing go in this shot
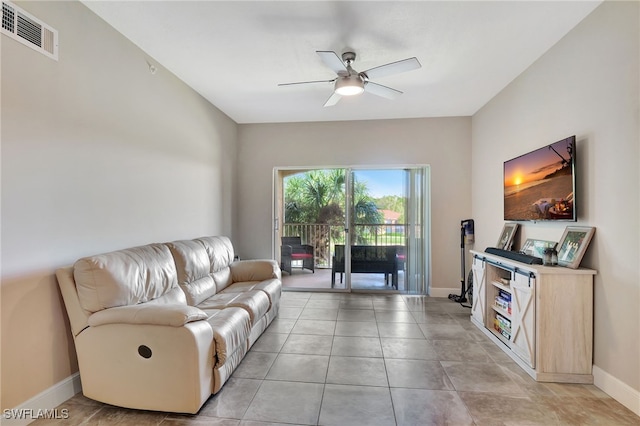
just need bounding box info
[341,51,357,64]
[333,52,365,95]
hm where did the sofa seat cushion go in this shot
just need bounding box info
[197,291,270,326]
[223,280,281,307]
[252,280,282,306]
[224,291,270,326]
[197,293,241,310]
[200,307,251,367]
[219,281,260,293]
[74,244,179,314]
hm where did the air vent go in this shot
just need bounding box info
[2,1,57,60]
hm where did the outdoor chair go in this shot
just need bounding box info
[280,236,315,274]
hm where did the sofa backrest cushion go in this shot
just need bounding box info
[212,268,233,293]
[74,243,179,314]
[167,240,210,283]
[194,236,236,292]
[194,236,234,272]
[166,240,218,305]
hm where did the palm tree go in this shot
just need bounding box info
[351,180,384,244]
[285,170,382,226]
[285,169,345,224]
[284,169,383,263]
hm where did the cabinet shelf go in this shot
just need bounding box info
[491,304,511,319]
[491,280,511,293]
[470,249,596,384]
[489,327,510,344]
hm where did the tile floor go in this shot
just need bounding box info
[33,292,639,425]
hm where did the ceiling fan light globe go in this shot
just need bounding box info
[334,76,364,96]
[335,85,364,96]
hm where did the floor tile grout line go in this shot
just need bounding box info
[380,336,396,426]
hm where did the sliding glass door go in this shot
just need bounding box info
[274,166,429,294]
[274,168,347,290]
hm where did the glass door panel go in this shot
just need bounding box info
[349,169,407,292]
[275,168,348,291]
[274,166,429,294]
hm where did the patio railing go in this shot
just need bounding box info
[282,223,406,268]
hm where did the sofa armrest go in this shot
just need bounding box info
[88,304,208,327]
[56,266,90,337]
[230,259,281,282]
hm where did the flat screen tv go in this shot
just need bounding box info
[504,135,576,222]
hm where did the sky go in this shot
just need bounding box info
[503,137,574,187]
[353,169,405,198]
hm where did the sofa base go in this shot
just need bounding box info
[76,321,214,414]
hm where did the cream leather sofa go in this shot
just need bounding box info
[56,236,281,414]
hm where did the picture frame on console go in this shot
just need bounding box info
[520,239,557,259]
[497,223,519,250]
[557,226,595,269]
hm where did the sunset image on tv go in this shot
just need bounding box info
[504,136,575,221]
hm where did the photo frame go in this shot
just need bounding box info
[497,223,519,250]
[557,226,595,269]
[520,239,557,259]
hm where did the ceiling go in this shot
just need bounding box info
[82,1,602,124]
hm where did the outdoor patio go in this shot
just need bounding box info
[281,268,407,292]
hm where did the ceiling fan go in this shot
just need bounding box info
[278,51,421,107]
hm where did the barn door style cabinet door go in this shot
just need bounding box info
[470,250,596,383]
[510,272,535,368]
[470,258,486,326]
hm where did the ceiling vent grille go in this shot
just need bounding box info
[2,1,57,60]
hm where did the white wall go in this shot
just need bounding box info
[472,0,639,411]
[236,117,472,295]
[1,1,237,409]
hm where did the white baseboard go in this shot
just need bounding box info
[3,373,82,425]
[593,366,640,417]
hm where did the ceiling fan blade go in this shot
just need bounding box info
[323,92,342,107]
[364,82,402,100]
[317,51,348,75]
[278,79,335,87]
[363,57,421,80]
